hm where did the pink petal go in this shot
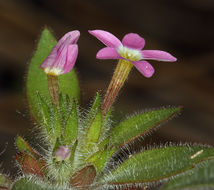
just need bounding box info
[89,30,122,48]
[96,47,121,60]
[57,30,80,48]
[63,44,78,74]
[40,46,57,69]
[122,33,145,50]
[141,50,177,62]
[132,60,155,78]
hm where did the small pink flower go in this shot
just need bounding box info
[41,31,80,76]
[89,30,177,77]
[54,146,71,161]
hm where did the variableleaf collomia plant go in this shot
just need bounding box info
[0,29,214,190]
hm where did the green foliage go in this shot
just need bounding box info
[12,178,50,190]
[16,136,33,154]
[26,28,80,125]
[5,28,214,190]
[98,145,214,185]
[63,100,78,145]
[0,174,10,189]
[162,159,214,190]
[110,107,181,148]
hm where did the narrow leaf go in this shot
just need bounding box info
[98,145,214,185]
[63,100,78,145]
[86,109,102,146]
[87,148,116,173]
[16,136,36,156]
[36,93,51,133]
[12,178,49,190]
[110,107,181,148]
[26,28,80,125]
[162,159,214,190]
[84,92,101,130]
[0,174,11,189]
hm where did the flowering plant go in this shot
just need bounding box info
[0,28,214,190]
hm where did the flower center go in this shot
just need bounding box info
[117,46,142,61]
[44,67,63,76]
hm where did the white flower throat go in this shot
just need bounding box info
[117,45,142,61]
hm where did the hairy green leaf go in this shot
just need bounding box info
[63,100,78,145]
[110,107,181,148]
[162,159,214,190]
[26,28,80,125]
[36,93,51,133]
[98,145,214,185]
[0,173,11,189]
[12,178,49,190]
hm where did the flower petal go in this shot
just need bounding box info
[40,46,57,69]
[89,30,122,48]
[96,47,121,60]
[132,60,154,78]
[57,30,80,48]
[122,33,145,50]
[63,44,78,74]
[141,50,177,62]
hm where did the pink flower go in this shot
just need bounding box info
[89,30,177,77]
[41,31,80,76]
[54,146,71,161]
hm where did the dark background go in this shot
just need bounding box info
[0,0,214,174]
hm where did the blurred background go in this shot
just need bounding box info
[0,0,214,174]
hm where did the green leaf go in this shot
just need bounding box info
[12,178,50,190]
[16,136,37,157]
[162,159,214,190]
[82,93,102,149]
[63,100,78,145]
[110,107,181,148]
[84,92,101,130]
[16,136,31,153]
[87,148,116,173]
[86,109,102,146]
[98,145,214,185]
[0,173,11,188]
[26,28,80,125]
[36,93,51,133]
[49,106,62,145]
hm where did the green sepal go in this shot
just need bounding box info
[98,145,214,185]
[63,100,78,145]
[162,159,214,190]
[26,28,80,125]
[110,106,181,148]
